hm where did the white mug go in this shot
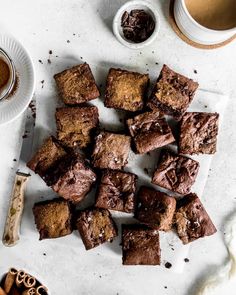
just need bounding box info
[174,0,236,45]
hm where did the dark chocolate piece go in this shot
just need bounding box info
[148,65,199,120]
[104,68,149,112]
[55,106,99,149]
[33,198,72,240]
[127,111,175,154]
[76,208,118,250]
[122,224,161,265]
[95,170,137,213]
[179,112,219,155]
[135,186,176,231]
[152,150,200,194]
[92,131,131,170]
[121,9,155,43]
[174,193,217,244]
[54,63,100,105]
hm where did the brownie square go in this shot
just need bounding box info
[126,111,175,154]
[122,225,161,265]
[148,65,199,120]
[55,106,99,149]
[179,112,220,155]
[76,208,118,250]
[152,150,200,194]
[27,136,67,177]
[44,154,96,203]
[92,131,131,170]
[104,68,149,112]
[95,170,137,213]
[135,186,176,231]
[174,193,217,244]
[54,63,100,105]
[33,198,72,240]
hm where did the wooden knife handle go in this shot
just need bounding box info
[2,172,30,247]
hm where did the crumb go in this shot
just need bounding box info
[67,40,70,43]
[80,56,83,60]
[164,286,167,289]
[184,258,189,263]
[155,62,159,65]
[146,63,148,66]
[47,59,51,64]
[194,69,197,74]
[171,247,174,251]
[99,275,102,278]
[22,134,27,139]
[13,159,17,162]
[204,105,207,108]
[144,168,149,175]
[165,262,172,269]
[49,50,52,55]
[73,33,76,36]
[43,253,46,256]
[41,80,44,84]
[139,52,142,54]
[38,60,43,64]
[147,69,149,72]
[56,55,59,58]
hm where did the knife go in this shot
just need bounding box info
[2,98,36,247]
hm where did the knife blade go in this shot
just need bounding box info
[2,98,36,247]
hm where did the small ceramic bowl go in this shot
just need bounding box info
[0,47,16,101]
[174,0,236,45]
[113,0,160,49]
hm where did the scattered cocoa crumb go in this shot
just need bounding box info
[80,56,83,60]
[184,258,189,263]
[73,33,76,36]
[43,253,46,256]
[139,52,142,55]
[13,159,17,162]
[22,134,27,139]
[194,69,197,74]
[99,275,102,278]
[144,168,149,175]
[155,62,159,65]
[171,247,174,251]
[205,105,207,108]
[152,51,154,53]
[38,60,43,64]
[165,262,172,269]
[47,59,51,64]
[67,40,70,43]
[164,286,167,289]
[49,50,52,55]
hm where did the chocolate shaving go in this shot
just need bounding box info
[121,9,155,43]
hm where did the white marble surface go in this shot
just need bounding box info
[0,1,236,294]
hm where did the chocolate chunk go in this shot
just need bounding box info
[121,9,155,43]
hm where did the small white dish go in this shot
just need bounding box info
[0,34,35,125]
[113,0,160,49]
[174,0,236,45]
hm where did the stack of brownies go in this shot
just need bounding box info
[28,63,219,265]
